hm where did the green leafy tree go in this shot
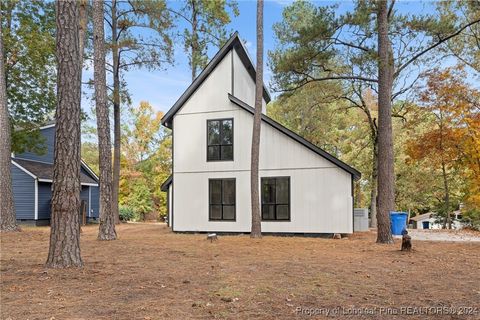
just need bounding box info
[170,0,239,80]
[119,102,171,220]
[1,0,56,153]
[269,0,480,243]
[438,1,480,73]
[103,0,174,223]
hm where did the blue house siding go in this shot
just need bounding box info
[90,186,99,218]
[15,126,55,163]
[80,186,90,218]
[37,182,52,220]
[11,163,35,220]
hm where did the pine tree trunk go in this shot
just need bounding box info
[376,0,394,244]
[78,0,87,67]
[46,0,83,268]
[0,20,18,232]
[111,0,121,224]
[250,0,264,239]
[190,1,198,81]
[94,0,117,240]
[370,136,378,228]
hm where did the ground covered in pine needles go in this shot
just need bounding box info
[1,223,479,319]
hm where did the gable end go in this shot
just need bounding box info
[161,32,271,129]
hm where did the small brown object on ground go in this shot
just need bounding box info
[401,234,412,251]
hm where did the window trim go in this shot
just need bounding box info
[261,176,291,222]
[206,118,234,162]
[208,178,236,221]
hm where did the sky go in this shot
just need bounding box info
[82,0,456,118]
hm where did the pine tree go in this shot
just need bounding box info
[250,0,263,238]
[0,19,18,232]
[46,0,83,268]
[94,0,116,240]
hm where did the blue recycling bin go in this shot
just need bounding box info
[390,212,408,235]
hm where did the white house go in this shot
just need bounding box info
[410,211,464,230]
[160,32,361,234]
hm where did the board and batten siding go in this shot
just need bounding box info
[37,182,52,220]
[177,50,267,118]
[169,41,353,234]
[11,163,35,220]
[172,85,352,233]
[168,183,172,227]
[14,126,55,163]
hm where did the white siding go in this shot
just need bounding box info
[232,50,267,113]
[177,50,266,119]
[168,183,172,227]
[174,107,336,174]
[173,168,352,233]
[170,45,353,234]
[173,104,353,234]
[177,51,236,116]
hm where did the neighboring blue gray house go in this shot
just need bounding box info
[11,122,100,225]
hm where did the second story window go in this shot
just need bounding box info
[207,119,233,161]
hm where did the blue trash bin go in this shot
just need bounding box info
[390,212,408,235]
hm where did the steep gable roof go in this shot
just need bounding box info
[161,32,271,128]
[228,94,361,179]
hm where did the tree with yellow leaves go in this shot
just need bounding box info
[407,66,480,228]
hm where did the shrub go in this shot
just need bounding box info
[462,209,480,231]
[119,206,135,222]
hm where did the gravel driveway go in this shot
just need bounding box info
[395,229,480,242]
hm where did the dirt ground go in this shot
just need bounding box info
[1,224,479,320]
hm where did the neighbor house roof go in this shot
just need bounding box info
[12,158,98,185]
[161,32,271,128]
[410,212,434,222]
[161,174,172,192]
[228,94,361,180]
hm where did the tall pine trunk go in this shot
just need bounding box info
[78,0,87,67]
[0,20,18,232]
[376,0,394,244]
[370,136,378,228]
[94,0,117,240]
[250,0,264,238]
[46,0,83,268]
[190,1,198,81]
[111,0,121,224]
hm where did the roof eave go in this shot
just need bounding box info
[161,174,173,192]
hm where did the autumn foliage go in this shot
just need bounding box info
[407,67,480,215]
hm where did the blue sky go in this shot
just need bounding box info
[116,0,291,114]
[82,0,450,117]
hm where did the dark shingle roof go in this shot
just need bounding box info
[12,158,98,185]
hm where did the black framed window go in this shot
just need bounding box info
[209,179,236,221]
[261,177,290,221]
[207,119,233,161]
